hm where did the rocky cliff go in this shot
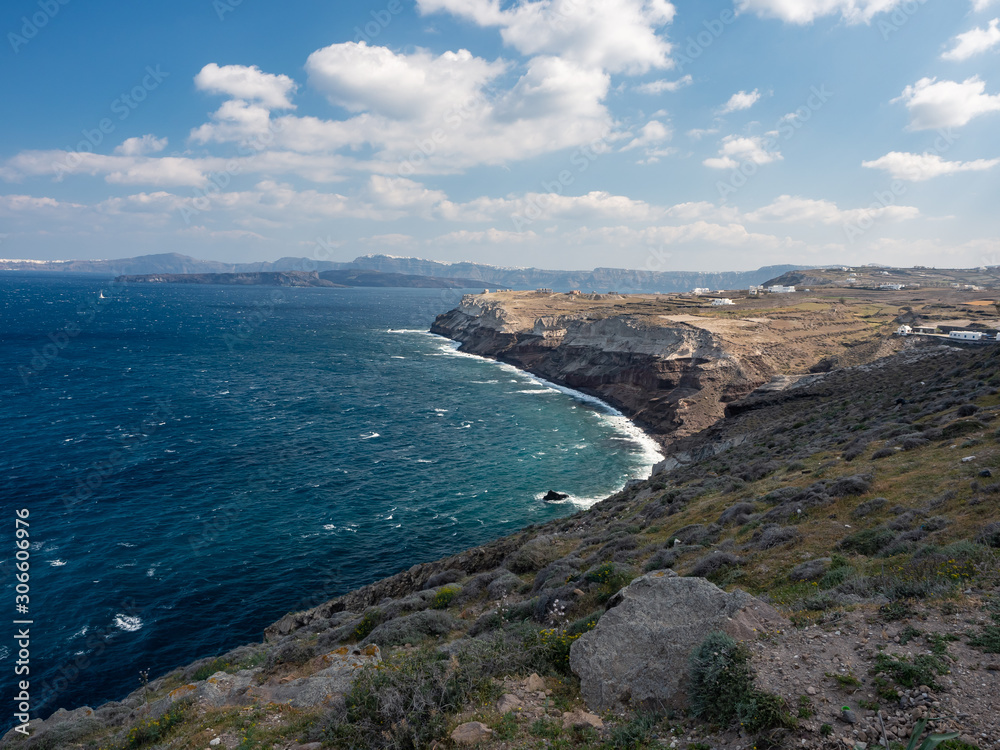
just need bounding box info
[432,294,796,443]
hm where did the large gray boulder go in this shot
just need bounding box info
[569,570,786,713]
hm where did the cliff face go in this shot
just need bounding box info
[431,295,779,442]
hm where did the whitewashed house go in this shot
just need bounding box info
[896,325,912,335]
[711,298,735,306]
[768,285,796,294]
[949,331,984,341]
[692,287,711,295]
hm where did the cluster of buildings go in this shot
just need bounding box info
[896,325,1000,343]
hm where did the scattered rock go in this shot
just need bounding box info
[496,694,523,713]
[806,686,818,695]
[562,709,604,730]
[209,739,222,747]
[451,721,493,745]
[569,571,786,712]
[543,490,570,501]
[525,673,546,692]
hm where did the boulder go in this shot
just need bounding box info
[451,721,493,745]
[496,693,523,713]
[568,570,786,713]
[562,709,604,730]
[260,645,381,707]
[543,490,569,501]
[525,673,546,692]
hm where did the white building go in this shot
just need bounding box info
[896,325,912,335]
[748,285,763,295]
[692,287,711,295]
[879,283,904,291]
[768,285,796,294]
[949,331,984,341]
[711,298,735,306]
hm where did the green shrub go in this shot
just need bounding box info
[872,652,947,691]
[689,632,795,735]
[122,700,190,749]
[431,586,458,610]
[688,632,755,725]
[839,528,897,556]
[353,608,384,641]
[605,712,660,748]
[192,658,230,681]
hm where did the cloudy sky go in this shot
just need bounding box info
[1,0,998,271]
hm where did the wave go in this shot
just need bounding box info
[113,614,142,633]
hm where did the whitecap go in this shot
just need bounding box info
[49,560,67,567]
[360,432,380,440]
[113,614,142,632]
[322,524,336,531]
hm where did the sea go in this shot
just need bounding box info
[0,274,662,728]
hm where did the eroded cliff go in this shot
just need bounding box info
[431,291,900,443]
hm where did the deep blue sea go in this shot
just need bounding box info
[0,274,660,728]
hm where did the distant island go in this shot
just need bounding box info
[5,251,804,293]
[113,269,483,289]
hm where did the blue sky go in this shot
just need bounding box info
[1,0,998,271]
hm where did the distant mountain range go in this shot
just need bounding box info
[113,269,484,289]
[1,252,803,293]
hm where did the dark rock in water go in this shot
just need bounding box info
[543,490,569,501]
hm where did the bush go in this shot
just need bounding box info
[688,632,792,734]
[688,632,755,725]
[839,528,897,556]
[191,657,230,681]
[829,474,873,497]
[364,610,459,648]
[353,608,385,641]
[431,586,459,610]
[688,551,741,580]
[852,497,887,518]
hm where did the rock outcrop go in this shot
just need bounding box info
[569,570,787,713]
[431,295,779,442]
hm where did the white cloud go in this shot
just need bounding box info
[894,76,1000,130]
[942,19,1000,61]
[621,120,672,151]
[114,135,168,156]
[194,63,298,109]
[745,194,919,224]
[635,75,691,94]
[719,89,761,114]
[436,228,539,244]
[862,151,1000,180]
[734,0,906,25]
[703,135,781,169]
[973,0,998,11]
[686,127,719,140]
[179,226,266,241]
[417,0,675,74]
[306,42,506,121]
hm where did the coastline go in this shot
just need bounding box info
[428,332,666,500]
